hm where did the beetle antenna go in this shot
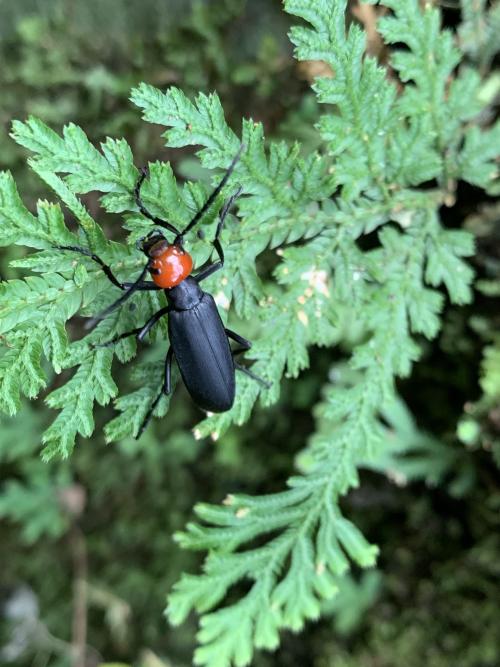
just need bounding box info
[85,261,151,330]
[175,143,245,244]
[135,167,182,237]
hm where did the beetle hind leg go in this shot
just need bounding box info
[225,328,251,353]
[225,329,271,389]
[234,361,271,389]
[136,346,174,439]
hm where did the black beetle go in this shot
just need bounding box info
[58,146,269,437]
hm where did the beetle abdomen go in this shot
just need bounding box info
[168,293,235,413]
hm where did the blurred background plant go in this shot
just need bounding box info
[0,0,499,666]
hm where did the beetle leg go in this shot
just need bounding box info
[136,346,174,439]
[57,246,161,328]
[225,328,251,349]
[56,245,159,291]
[163,346,174,395]
[225,328,252,355]
[134,168,181,237]
[136,307,170,341]
[57,245,127,290]
[95,327,143,348]
[226,329,271,388]
[194,261,223,283]
[234,361,271,389]
[122,282,161,290]
[85,262,155,329]
[95,306,170,347]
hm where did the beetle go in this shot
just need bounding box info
[58,146,269,438]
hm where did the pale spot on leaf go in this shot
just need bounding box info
[214,291,230,310]
[300,268,330,297]
[297,310,309,326]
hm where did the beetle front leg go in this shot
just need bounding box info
[57,245,125,289]
[58,245,160,292]
[57,245,158,291]
[136,346,174,439]
[85,260,164,329]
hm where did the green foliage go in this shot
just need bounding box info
[0,0,498,666]
[0,404,70,543]
[459,0,500,70]
[0,0,294,196]
[456,202,500,468]
[481,338,500,400]
[321,570,382,635]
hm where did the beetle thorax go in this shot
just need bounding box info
[166,276,203,310]
[149,242,193,289]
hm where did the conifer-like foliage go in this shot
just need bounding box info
[0,0,498,665]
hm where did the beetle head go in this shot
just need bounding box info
[139,230,186,258]
[139,230,169,258]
